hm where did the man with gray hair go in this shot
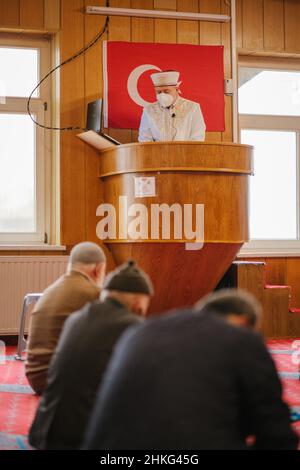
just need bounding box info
[26,242,106,395]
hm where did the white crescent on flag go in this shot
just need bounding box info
[127,64,161,107]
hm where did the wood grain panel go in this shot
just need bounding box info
[284,0,300,53]
[221,0,232,143]
[264,258,287,286]
[288,311,300,337]
[199,0,222,142]
[223,95,233,143]
[0,0,60,31]
[154,0,176,43]
[286,258,300,309]
[235,262,264,334]
[240,256,300,314]
[154,18,176,42]
[263,0,284,52]
[238,0,300,55]
[236,0,243,49]
[130,0,154,145]
[109,0,131,41]
[84,0,109,254]
[108,0,132,143]
[44,0,61,31]
[262,288,290,338]
[242,0,264,51]
[109,242,243,314]
[177,0,199,45]
[83,0,115,270]
[199,0,221,45]
[231,261,292,338]
[221,0,231,77]
[60,0,86,245]
[131,129,139,142]
[131,0,154,42]
[99,142,252,243]
[20,0,44,30]
[153,0,176,9]
[99,141,253,176]
[236,261,265,295]
[0,0,20,27]
[239,256,300,330]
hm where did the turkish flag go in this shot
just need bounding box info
[103,41,225,132]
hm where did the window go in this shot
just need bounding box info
[0,47,39,98]
[0,35,51,244]
[239,59,300,256]
[241,129,297,240]
[239,68,300,116]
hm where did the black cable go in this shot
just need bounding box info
[27,5,110,132]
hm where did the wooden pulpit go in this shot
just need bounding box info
[77,131,254,314]
[96,141,253,314]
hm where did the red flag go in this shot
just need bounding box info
[103,41,225,132]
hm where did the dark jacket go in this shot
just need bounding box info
[83,309,298,450]
[29,297,141,450]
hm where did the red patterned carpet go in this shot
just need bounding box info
[0,341,299,450]
[0,347,39,449]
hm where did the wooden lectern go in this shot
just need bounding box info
[77,130,254,314]
[96,141,253,314]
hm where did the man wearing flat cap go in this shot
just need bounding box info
[138,70,206,142]
[29,260,153,450]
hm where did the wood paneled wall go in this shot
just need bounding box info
[0,0,60,32]
[242,257,300,311]
[1,0,300,311]
[237,0,300,55]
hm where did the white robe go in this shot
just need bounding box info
[138,96,206,142]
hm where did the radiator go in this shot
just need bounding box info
[0,256,69,335]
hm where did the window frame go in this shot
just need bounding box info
[0,34,52,246]
[238,57,300,257]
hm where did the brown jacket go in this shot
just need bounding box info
[25,269,100,380]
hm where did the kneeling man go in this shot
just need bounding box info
[29,260,153,450]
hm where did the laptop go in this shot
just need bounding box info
[86,99,120,145]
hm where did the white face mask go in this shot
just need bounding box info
[157,92,174,108]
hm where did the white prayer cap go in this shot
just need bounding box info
[150,70,181,87]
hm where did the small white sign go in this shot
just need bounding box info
[134,177,156,198]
